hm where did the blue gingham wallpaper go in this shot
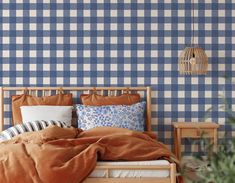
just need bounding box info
[0,0,235,152]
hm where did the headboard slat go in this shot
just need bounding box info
[0,86,152,132]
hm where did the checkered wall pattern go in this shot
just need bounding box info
[0,0,235,154]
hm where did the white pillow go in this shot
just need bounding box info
[20,106,73,126]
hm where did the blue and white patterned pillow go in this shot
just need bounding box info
[0,120,69,142]
[76,102,146,131]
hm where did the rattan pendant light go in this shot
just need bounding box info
[179,0,208,75]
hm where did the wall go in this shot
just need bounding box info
[0,0,235,152]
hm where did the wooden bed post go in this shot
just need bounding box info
[146,86,152,131]
[0,87,3,132]
[170,163,176,183]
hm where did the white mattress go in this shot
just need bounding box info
[89,160,170,178]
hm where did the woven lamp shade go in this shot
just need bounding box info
[179,46,208,75]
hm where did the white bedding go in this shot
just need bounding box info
[89,160,170,178]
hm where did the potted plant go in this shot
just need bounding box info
[182,83,235,183]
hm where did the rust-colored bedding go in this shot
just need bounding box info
[0,126,177,183]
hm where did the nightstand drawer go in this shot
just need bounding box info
[181,128,214,138]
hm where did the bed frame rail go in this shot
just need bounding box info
[84,163,176,183]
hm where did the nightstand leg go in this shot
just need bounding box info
[173,128,178,158]
[213,129,218,151]
[177,128,182,160]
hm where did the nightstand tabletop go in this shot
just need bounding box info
[173,122,219,129]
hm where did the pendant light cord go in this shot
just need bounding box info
[192,0,194,46]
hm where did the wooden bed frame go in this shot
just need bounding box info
[0,86,176,183]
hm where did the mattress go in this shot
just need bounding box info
[89,160,170,178]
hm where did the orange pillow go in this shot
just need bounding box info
[11,94,73,125]
[80,93,140,106]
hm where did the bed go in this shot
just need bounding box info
[0,86,177,183]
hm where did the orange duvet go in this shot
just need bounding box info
[0,126,177,183]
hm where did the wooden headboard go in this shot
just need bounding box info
[0,86,152,132]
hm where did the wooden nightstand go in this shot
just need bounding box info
[173,122,219,160]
